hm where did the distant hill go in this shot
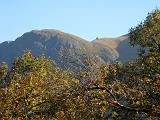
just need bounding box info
[0,29,138,67]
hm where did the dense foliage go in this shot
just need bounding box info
[0,9,160,120]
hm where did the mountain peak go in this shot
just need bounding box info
[31,29,65,36]
[92,34,129,49]
[28,29,88,44]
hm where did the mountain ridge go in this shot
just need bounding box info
[0,29,138,67]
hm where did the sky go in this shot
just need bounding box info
[0,0,160,43]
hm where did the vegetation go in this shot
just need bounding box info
[0,9,160,119]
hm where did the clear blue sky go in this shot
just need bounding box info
[0,0,159,42]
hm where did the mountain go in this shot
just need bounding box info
[0,29,138,67]
[92,34,139,62]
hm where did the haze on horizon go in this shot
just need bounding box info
[0,0,160,43]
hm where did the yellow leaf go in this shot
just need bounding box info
[111,111,118,118]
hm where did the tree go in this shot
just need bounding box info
[0,62,8,87]
[129,9,160,53]
[1,51,105,120]
[0,50,53,119]
[88,9,160,119]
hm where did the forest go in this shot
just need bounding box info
[0,9,160,120]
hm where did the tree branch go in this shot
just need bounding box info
[89,86,160,117]
[151,33,160,50]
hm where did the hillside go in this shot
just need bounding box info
[92,34,139,62]
[0,29,138,67]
